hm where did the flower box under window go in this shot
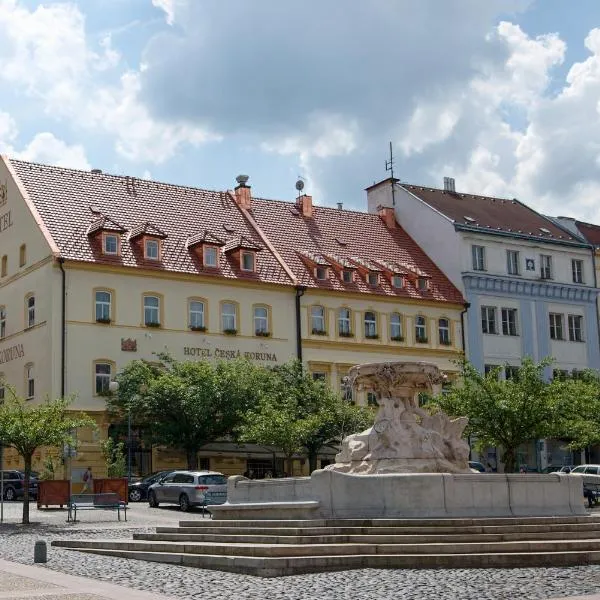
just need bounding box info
[365,333,379,340]
[416,335,428,343]
[223,328,238,335]
[256,330,271,337]
[96,317,112,325]
[312,328,327,335]
[390,335,404,342]
[190,325,207,332]
[339,331,354,338]
[146,321,161,328]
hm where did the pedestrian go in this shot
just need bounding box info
[82,466,93,493]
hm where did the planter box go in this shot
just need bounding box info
[37,480,70,509]
[93,478,128,504]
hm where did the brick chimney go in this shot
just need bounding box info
[378,205,397,229]
[297,194,313,217]
[234,174,252,209]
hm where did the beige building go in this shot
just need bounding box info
[0,157,464,480]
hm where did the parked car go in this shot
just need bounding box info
[468,461,486,473]
[559,466,573,473]
[0,470,39,501]
[148,470,228,512]
[570,464,600,475]
[128,470,173,502]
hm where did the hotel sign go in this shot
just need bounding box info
[183,346,278,362]
[0,343,24,364]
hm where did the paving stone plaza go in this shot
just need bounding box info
[2,502,600,599]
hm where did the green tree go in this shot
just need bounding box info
[101,437,127,478]
[0,388,94,524]
[432,357,565,472]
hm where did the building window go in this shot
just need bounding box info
[338,308,352,336]
[501,308,518,336]
[241,251,255,272]
[26,296,35,328]
[549,313,564,340]
[392,275,403,289]
[368,273,379,286]
[342,270,353,283]
[315,267,328,280]
[0,255,6,277]
[25,364,34,399]
[364,311,378,338]
[438,318,450,345]
[254,305,269,335]
[367,392,378,407]
[143,295,160,326]
[418,278,429,291]
[572,259,584,284]
[415,315,427,342]
[504,366,519,381]
[19,244,26,267]
[203,246,218,267]
[0,307,5,339]
[484,364,499,377]
[145,239,159,260]
[312,372,326,382]
[311,306,326,334]
[103,234,119,255]
[472,245,485,271]
[568,315,584,342]
[221,302,237,332]
[506,250,520,275]
[481,306,497,334]
[390,313,403,341]
[540,255,552,280]
[95,291,112,323]
[189,300,205,330]
[95,362,112,395]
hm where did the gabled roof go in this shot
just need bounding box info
[8,159,292,285]
[223,234,262,253]
[186,230,226,249]
[128,222,168,241]
[86,214,126,236]
[573,220,600,247]
[400,184,584,245]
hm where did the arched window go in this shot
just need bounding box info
[253,305,269,335]
[95,290,112,323]
[25,364,34,399]
[438,318,451,345]
[390,313,403,341]
[415,315,428,343]
[338,308,352,336]
[364,311,378,338]
[19,244,26,267]
[26,295,35,328]
[311,306,326,334]
[143,295,160,326]
[189,300,205,330]
[221,302,237,332]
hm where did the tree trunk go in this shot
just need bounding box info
[503,447,517,473]
[186,449,199,470]
[285,455,294,477]
[307,449,318,474]
[22,453,32,525]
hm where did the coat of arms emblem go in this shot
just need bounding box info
[121,338,137,352]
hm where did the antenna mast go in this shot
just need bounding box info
[385,141,396,206]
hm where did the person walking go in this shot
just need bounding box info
[82,466,93,493]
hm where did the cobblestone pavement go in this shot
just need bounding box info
[3,502,600,599]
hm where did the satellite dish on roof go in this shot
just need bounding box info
[295,178,305,192]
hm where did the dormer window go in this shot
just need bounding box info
[417,277,429,291]
[103,234,119,255]
[145,239,160,260]
[342,270,353,283]
[368,272,379,286]
[392,275,404,289]
[203,245,218,268]
[241,251,255,272]
[315,266,328,280]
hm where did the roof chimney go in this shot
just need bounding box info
[337,202,343,210]
[91,168,102,174]
[297,194,313,218]
[234,174,251,209]
[443,177,456,193]
[377,205,397,229]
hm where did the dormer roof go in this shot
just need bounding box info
[223,234,262,253]
[128,222,168,241]
[186,230,226,249]
[86,215,126,236]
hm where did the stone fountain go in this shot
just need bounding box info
[211,361,584,520]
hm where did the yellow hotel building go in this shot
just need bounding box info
[0,157,465,479]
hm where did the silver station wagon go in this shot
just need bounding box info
[147,470,228,512]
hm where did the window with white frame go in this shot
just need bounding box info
[25,364,34,399]
[0,306,5,339]
[501,308,518,336]
[95,362,112,395]
[143,295,160,326]
[568,314,584,342]
[540,255,552,279]
[481,306,497,334]
[203,246,218,267]
[572,259,584,284]
[241,251,255,272]
[311,306,326,333]
[95,291,111,322]
[392,275,403,289]
[26,296,35,328]
[472,245,486,271]
[144,239,159,260]
[189,300,205,329]
[342,270,353,283]
[549,313,564,340]
[415,315,427,342]
[418,278,429,291]
[504,366,520,381]
[254,306,269,334]
[438,318,450,344]
[338,308,352,336]
[221,302,237,331]
[506,250,520,275]
[390,313,403,340]
[315,266,328,280]
[364,311,377,338]
[103,234,119,255]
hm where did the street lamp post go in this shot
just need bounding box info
[108,380,132,483]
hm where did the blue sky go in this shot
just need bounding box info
[2,0,600,221]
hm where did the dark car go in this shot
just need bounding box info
[468,461,486,473]
[128,470,173,502]
[0,470,38,501]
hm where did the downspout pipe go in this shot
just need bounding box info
[460,302,471,365]
[58,257,66,397]
[295,286,307,363]
[591,245,600,371]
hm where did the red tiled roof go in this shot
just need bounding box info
[86,214,126,235]
[223,234,262,253]
[128,222,168,240]
[249,199,464,304]
[9,160,293,286]
[186,230,226,249]
[401,184,581,243]
[575,220,600,247]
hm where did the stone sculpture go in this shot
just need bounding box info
[327,362,470,474]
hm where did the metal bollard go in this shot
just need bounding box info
[33,540,47,563]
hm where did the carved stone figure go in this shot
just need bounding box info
[327,362,470,474]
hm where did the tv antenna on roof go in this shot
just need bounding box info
[385,141,396,206]
[295,176,305,201]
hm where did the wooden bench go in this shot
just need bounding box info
[67,493,127,522]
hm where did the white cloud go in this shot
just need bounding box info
[0,110,18,150]
[14,132,90,170]
[151,0,178,25]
